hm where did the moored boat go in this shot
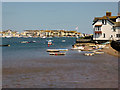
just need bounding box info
[47,49,59,52]
[62,40,66,42]
[0,44,10,47]
[20,41,28,43]
[84,52,94,56]
[49,52,66,56]
[20,40,36,43]
[58,49,68,51]
[71,46,84,50]
[46,49,68,52]
[28,40,36,43]
[95,51,104,54]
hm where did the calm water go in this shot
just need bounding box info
[2,37,118,88]
[2,37,118,61]
[2,37,77,61]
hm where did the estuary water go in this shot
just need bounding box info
[2,37,76,61]
[2,37,118,88]
[2,37,118,61]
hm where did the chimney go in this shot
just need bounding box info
[106,11,112,17]
[118,13,120,16]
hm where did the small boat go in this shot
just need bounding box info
[47,49,68,52]
[84,52,94,56]
[0,44,10,47]
[47,40,53,45]
[97,45,106,49]
[49,52,66,56]
[28,41,36,43]
[58,49,68,51]
[47,49,59,52]
[42,36,46,38]
[71,46,84,50]
[5,36,12,38]
[48,41,52,45]
[62,40,66,42]
[20,41,28,43]
[88,49,98,52]
[95,51,104,54]
[21,41,36,43]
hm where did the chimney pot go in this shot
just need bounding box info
[106,12,112,17]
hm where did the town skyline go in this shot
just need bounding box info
[3,2,117,34]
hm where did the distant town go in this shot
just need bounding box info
[0,29,92,38]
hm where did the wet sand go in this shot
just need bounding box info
[101,44,120,57]
[2,53,118,88]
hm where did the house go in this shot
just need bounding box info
[2,29,20,37]
[92,12,120,41]
[23,30,41,37]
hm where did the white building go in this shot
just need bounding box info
[92,12,120,41]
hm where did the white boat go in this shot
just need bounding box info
[42,36,46,38]
[71,46,84,50]
[5,36,12,38]
[97,45,106,49]
[46,49,68,52]
[62,40,66,42]
[84,52,95,56]
[20,41,28,43]
[47,40,53,45]
[48,41,52,45]
[47,49,59,52]
[95,51,104,54]
[58,49,68,51]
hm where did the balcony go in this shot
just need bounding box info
[94,31,102,34]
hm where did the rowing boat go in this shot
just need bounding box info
[49,52,66,56]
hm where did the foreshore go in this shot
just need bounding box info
[74,42,120,57]
[3,53,118,88]
[101,44,120,57]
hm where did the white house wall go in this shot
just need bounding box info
[93,20,117,40]
[115,27,120,40]
[116,17,120,22]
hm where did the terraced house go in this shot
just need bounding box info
[92,12,120,41]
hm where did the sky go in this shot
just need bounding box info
[2,2,118,34]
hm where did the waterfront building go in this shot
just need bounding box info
[2,29,83,38]
[23,30,41,37]
[2,29,20,37]
[92,12,120,41]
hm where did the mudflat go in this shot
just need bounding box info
[2,54,118,88]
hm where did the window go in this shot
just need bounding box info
[95,26,101,31]
[98,26,101,31]
[103,33,105,38]
[113,26,116,32]
[110,35,113,38]
[102,20,107,25]
[116,34,120,38]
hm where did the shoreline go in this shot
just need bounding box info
[101,44,120,57]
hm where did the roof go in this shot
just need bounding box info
[93,16,118,22]
[114,22,120,27]
[93,15,118,25]
[64,31,77,33]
